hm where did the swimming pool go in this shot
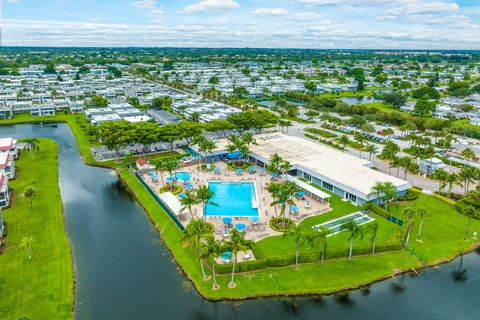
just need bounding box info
[171,171,192,181]
[313,212,374,236]
[205,182,259,217]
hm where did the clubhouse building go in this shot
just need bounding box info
[189,133,411,205]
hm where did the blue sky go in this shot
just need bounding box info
[2,0,480,48]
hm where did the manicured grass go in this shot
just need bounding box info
[388,194,480,262]
[357,102,399,114]
[0,139,73,319]
[119,167,422,299]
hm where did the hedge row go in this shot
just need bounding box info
[210,241,402,274]
[398,190,419,201]
[433,193,457,206]
[305,133,345,151]
[363,202,391,220]
[305,127,338,138]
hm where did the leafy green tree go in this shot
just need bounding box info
[412,86,440,99]
[339,135,349,150]
[180,190,200,220]
[90,95,109,108]
[383,92,407,108]
[208,76,219,84]
[304,81,317,93]
[414,100,436,116]
[366,144,378,161]
[196,185,218,220]
[44,62,56,74]
[95,121,133,159]
[283,224,307,266]
[182,219,211,279]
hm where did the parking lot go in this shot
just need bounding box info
[148,109,181,125]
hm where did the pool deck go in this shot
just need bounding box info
[144,160,331,253]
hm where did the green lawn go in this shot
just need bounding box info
[0,139,73,319]
[388,194,480,262]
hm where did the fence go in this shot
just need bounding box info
[134,172,185,231]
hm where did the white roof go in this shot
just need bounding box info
[286,175,330,199]
[158,192,182,216]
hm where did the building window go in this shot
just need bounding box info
[322,181,333,191]
[303,172,312,181]
[346,192,357,203]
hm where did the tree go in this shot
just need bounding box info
[180,190,200,220]
[403,207,416,248]
[461,148,476,164]
[19,236,33,260]
[416,207,427,242]
[178,121,204,145]
[367,221,379,254]
[134,121,160,155]
[89,95,109,108]
[226,229,250,288]
[182,219,211,279]
[24,186,36,212]
[339,135,349,150]
[462,206,477,240]
[340,220,365,259]
[163,158,180,190]
[459,167,479,194]
[444,172,462,193]
[205,236,223,289]
[312,226,331,262]
[383,92,407,108]
[304,81,317,94]
[44,62,56,74]
[432,168,448,192]
[271,182,299,226]
[233,86,249,98]
[95,121,133,159]
[414,100,436,116]
[158,123,182,152]
[196,185,218,220]
[412,86,440,99]
[208,76,219,84]
[265,182,281,218]
[366,144,378,161]
[205,120,236,138]
[283,224,307,266]
[23,138,40,160]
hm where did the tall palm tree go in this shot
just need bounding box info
[459,167,479,195]
[370,181,385,204]
[403,207,416,248]
[367,220,379,254]
[354,133,365,158]
[182,219,210,280]
[432,168,448,192]
[462,206,477,240]
[205,236,223,289]
[279,160,291,181]
[311,226,331,262]
[283,224,306,266]
[24,138,40,160]
[241,132,257,150]
[461,148,476,165]
[19,236,33,260]
[340,220,364,259]
[163,158,180,190]
[180,190,201,220]
[416,207,427,242]
[227,229,250,289]
[24,186,36,212]
[272,182,298,226]
[366,144,378,162]
[382,182,397,210]
[399,156,414,180]
[196,185,218,220]
[265,182,281,218]
[444,172,462,193]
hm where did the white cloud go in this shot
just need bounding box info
[182,0,239,13]
[290,12,321,21]
[132,0,163,15]
[174,24,208,31]
[253,8,288,16]
[389,2,459,15]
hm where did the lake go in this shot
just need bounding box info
[1,122,479,320]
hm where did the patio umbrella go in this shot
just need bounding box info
[250,217,259,224]
[259,169,266,173]
[248,166,256,171]
[166,177,174,182]
[236,168,244,173]
[270,173,278,177]
[178,193,186,198]
[235,223,247,231]
[291,206,299,212]
[185,183,193,189]
[214,167,221,171]
[296,191,306,197]
[222,217,233,224]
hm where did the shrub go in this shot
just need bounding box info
[363,203,391,220]
[159,184,182,195]
[305,127,338,138]
[269,218,294,232]
[266,255,296,267]
[433,193,456,205]
[239,259,267,272]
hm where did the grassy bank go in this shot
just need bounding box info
[0,139,73,319]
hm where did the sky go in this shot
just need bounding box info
[2,0,480,49]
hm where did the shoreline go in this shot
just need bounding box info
[2,116,480,303]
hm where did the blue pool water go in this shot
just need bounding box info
[205,182,259,217]
[171,171,192,181]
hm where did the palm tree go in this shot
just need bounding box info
[399,156,414,180]
[205,236,223,289]
[341,220,364,259]
[339,135,349,150]
[461,148,476,165]
[180,190,200,220]
[279,160,291,181]
[463,206,477,240]
[366,144,378,162]
[196,185,218,220]
[403,207,416,248]
[370,182,385,204]
[19,236,33,260]
[265,182,281,218]
[241,132,257,150]
[416,207,427,242]
[459,167,479,194]
[182,219,210,280]
[163,158,180,190]
[203,140,217,168]
[24,186,36,212]
[432,168,448,192]
[124,152,135,171]
[227,229,250,289]
[312,226,331,262]
[444,172,462,193]
[283,224,306,266]
[354,133,365,158]
[24,138,40,160]
[272,182,298,226]
[367,221,379,254]
[382,182,397,210]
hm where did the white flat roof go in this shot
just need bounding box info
[158,192,182,216]
[213,133,411,199]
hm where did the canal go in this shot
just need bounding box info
[1,123,479,320]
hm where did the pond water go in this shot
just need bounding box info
[337,96,382,105]
[1,122,479,320]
